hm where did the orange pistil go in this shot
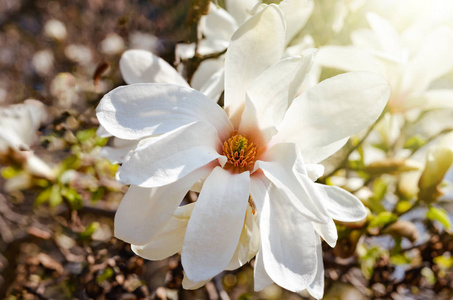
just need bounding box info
[222,134,257,169]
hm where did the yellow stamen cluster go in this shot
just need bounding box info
[222,134,257,169]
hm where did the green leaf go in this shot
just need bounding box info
[35,187,52,206]
[434,254,453,269]
[49,184,63,207]
[404,135,426,152]
[368,211,398,230]
[390,254,411,265]
[426,206,452,229]
[395,199,413,215]
[61,187,83,210]
[76,128,97,142]
[91,187,105,202]
[80,222,100,240]
[1,166,22,179]
[96,267,114,283]
[373,178,388,201]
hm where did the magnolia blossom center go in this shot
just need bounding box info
[222,134,257,169]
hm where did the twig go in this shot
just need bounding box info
[322,113,386,180]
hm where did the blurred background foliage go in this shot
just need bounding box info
[0,0,452,299]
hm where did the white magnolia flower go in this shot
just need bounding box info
[97,49,192,163]
[176,0,314,102]
[97,5,390,297]
[317,12,453,114]
[0,100,54,179]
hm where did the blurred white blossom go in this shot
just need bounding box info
[0,100,54,179]
[44,19,67,41]
[317,12,453,114]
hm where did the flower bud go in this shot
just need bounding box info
[382,220,419,243]
[418,147,453,203]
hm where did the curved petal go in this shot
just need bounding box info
[315,183,367,222]
[316,46,384,74]
[306,234,325,299]
[119,50,189,86]
[201,3,238,42]
[279,0,314,44]
[191,59,225,102]
[402,26,453,94]
[274,72,390,149]
[99,138,139,164]
[182,275,210,290]
[305,163,325,181]
[96,83,233,141]
[224,4,286,126]
[241,52,315,133]
[301,137,349,164]
[114,164,210,246]
[131,203,194,259]
[226,205,260,270]
[260,190,317,292]
[0,100,47,151]
[254,248,274,291]
[182,167,250,282]
[250,172,270,216]
[118,122,221,187]
[225,0,259,25]
[256,143,330,224]
[312,219,337,248]
[96,125,111,138]
[412,90,453,111]
[198,68,225,102]
[366,12,402,59]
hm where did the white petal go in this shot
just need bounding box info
[279,0,314,44]
[182,275,210,290]
[114,165,209,246]
[256,143,330,224]
[226,205,260,270]
[306,234,325,299]
[316,46,384,74]
[305,163,325,181]
[25,154,55,180]
[96,125,111,138]
[176,39,228,60]
[417,90,453,110]
[175,43,195,60]
[260,191,317,292]
[118,122,221,187]
[274,72,390,149]
[96,83,233,141]
[242,53,315,132]
[0,100,47,151]
[225,0,259,25]
[182,167,250,282]
[99,138,139,164]
[224,4,285,126]
[198,68,225,102]
[402,26,453,94]
[191,59,225,102]
[315,183,367,222]
[366,12,402,59]
[254,248,274,291]
[131,203,195,260]
[313,219,337,248]
[301,137,349,164]
[201,3,238,42]
[250,173,270,216]
[119,50,189,86]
